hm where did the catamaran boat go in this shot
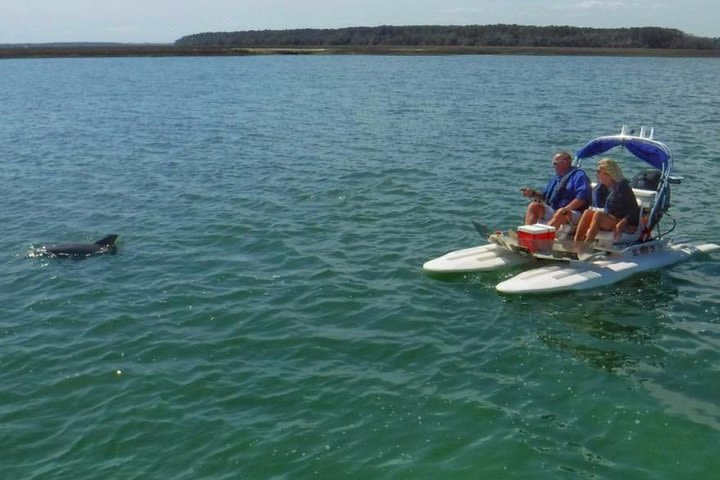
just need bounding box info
[423,127,719,294]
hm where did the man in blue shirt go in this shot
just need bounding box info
[520,151,592,229]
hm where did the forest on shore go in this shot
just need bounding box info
[175,25,719,50]
[3,25,719,59]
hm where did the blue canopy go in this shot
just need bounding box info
[575,135,672,171]
[575,129,675,234]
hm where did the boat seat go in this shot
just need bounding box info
[631,188,657,211]
[589,183,657,210]
[542,185,658,243]
[551,186,656,240]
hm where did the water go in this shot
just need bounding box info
[1,55,719,479]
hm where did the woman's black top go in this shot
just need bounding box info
[597,179,640,226]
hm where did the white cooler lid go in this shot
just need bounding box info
[518,224,556,234]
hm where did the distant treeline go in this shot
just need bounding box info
[176,25,719,50]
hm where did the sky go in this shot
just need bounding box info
[1,0,718,44]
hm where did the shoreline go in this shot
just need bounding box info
[2,44,720,59]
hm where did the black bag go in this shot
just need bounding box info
[633,169,671,218]
[632,169,662,190]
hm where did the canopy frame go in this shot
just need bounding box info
[573,126,674,235]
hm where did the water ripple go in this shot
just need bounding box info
[1,55,719,479]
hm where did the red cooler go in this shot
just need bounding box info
[517,225,556,252]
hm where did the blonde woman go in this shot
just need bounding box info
[574,158,640,242]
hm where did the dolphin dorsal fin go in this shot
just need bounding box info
[95,234,118,247]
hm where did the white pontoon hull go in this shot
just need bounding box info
[496,241,719,294]
[422,242,530,273]
[423,239,719,294]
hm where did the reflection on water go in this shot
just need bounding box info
[539,333,635,374]
[531,272,720,431]
[533,271,679,375]
[642,378,720,432]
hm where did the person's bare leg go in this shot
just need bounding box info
[525,203,546,225]
[586,212,618,242]
[574,210,594,242]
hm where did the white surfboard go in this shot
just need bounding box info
[496,241,720,294]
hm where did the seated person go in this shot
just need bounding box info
[520,151,592,231]
[574,158,640,243]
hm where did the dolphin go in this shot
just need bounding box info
[43,234,119,257]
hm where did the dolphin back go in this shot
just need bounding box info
[45,243,100,256]
[95,234,118,247]
[43,234,119,257]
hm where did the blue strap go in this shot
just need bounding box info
[548,168,578,207]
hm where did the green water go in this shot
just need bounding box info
[1,55,719,479]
